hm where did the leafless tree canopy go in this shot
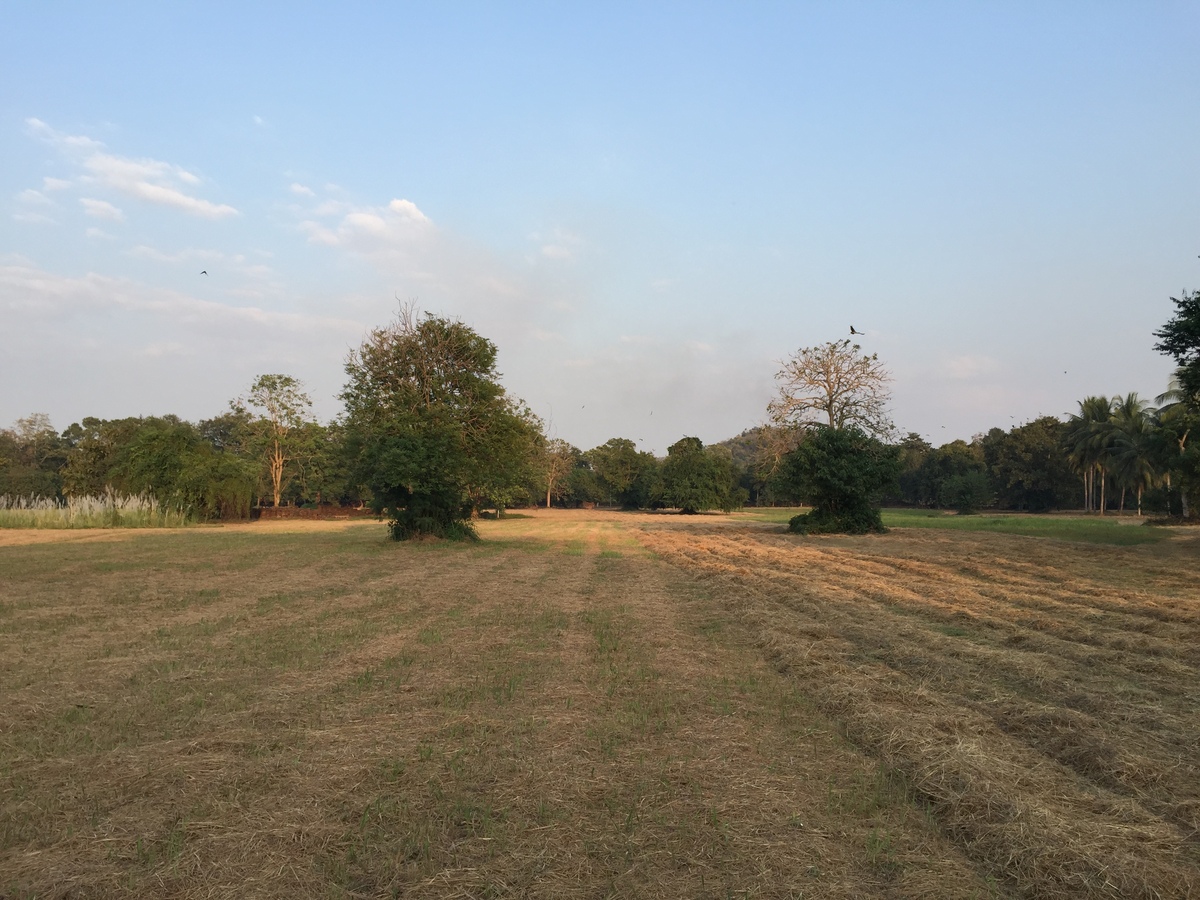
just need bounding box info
[768,339,893,438]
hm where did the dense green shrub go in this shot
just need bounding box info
[780,426,899,535]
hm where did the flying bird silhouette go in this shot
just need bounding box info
[849,325,863,335]
[200,270,208,276]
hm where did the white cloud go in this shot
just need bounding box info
[80,197,124,221]
[300,197,433,253]
[86,227,116,240]
[388,198,429,222]
[253,115,265,126]
[27,118,239,220]
[82,154,237,218]
[290,182,315,197]
[42,177,71,191]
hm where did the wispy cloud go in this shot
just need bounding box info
[534,228,583,261]
[0,260,367,423]
[128,245,221,264]
[42,177,71,191]
[80,198,124,221]
[12,211,56,225]
[25,117,103,150]
[17,189,53,207]
[27,118,239,220]
[290,182,315,197]
[142,340,192,358]
[0,261,359,337]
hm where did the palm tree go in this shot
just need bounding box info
[1065,396,1114,513]
[1109,393,1158,516]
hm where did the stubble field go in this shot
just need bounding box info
[1,510,1197,898]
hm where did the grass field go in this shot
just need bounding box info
[1,511,1197,898]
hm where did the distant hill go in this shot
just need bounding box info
[711,425,776,472]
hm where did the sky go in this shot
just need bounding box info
[2,3,1198,455]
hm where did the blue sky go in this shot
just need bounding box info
[3,3,1197,454]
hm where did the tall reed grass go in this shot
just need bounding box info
[0,492,193,529]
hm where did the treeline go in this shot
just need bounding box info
[4,398,1192,523]
[0,411,351,520]
[888,393,1195,516]
[3,290,1198,525]
[0,415,752,520]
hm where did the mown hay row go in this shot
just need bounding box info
[639,526,1200,898]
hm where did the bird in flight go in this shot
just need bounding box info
[200,270,208,276]
[849,325,863,335]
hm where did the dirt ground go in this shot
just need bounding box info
[1,509,1196,898]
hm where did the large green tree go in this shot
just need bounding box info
[1155,372,1200,517]
[979,417,1076,511]
[1154,289,1200,397]
[906,439,987,510]
[0,414,68,498]
[586,438,659,508]
[105,417,255,519]
[340,307,540,540]
[657,437,741,514]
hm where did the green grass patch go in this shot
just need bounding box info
[881,508,1165,545]
[737,507,1165,545]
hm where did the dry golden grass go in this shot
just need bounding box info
[638,514,1200,898]
[1,510,996,899]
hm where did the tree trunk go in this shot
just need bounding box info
[1119,486,1126,514]
[270,438,285,508]
[1099,466,1106,515]
[1137,486,1143,517]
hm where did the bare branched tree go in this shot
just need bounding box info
[542,438,577,508]
[768,339,893,439]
